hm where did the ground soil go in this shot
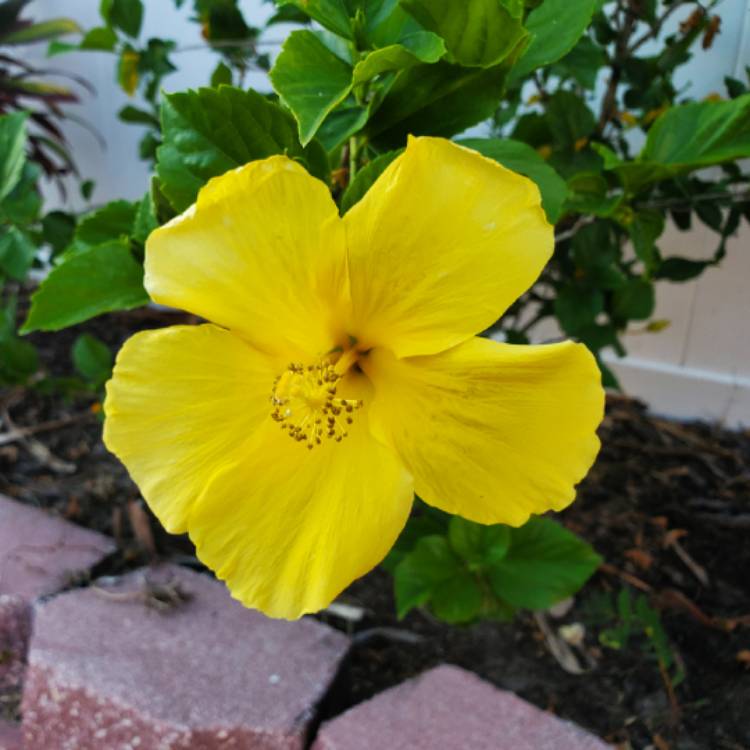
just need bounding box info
[1,306,748,750]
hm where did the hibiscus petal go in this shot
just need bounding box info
[187,374,414,619]
[363,337,603,526]
[103,325,279,534]
[145,157,348,359]
[344,137,553,357]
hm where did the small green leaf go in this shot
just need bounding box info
[157,86,329,213]
[0,226,35,280]
[612,278,655,321]
[602,95,750,191]
[340,149,402,214]
[642,94,750,169]
[399,0,526,68]
[109,0,143,37]
[488,518,601,610]
[41,211,76,255]
[315,104,369,152]
[555,285,604,334]
[545,91,595,149]
[458,137,568,223]
[118,105,159,127]
[510,0,598,81]
[352,31,445,84]
[79,25,118,51]
[368,61,512,149]
[72,333,113,387]
[0,18,80,44]
[554,35,606,89]
[394,535,480,623]
[0,163,42,225]
[21,241,148,333]
[430,571,483,624]
[72,200,137,253]
[656,257,712,282]
[0,112,27,201]
[270,30,353,146]
[132,192,158,245]
[277,0,353,39]
[630,211,664,271]
[118,45,140,95]
[210,61,233,88]
[448,517,511,567]
[0,336,38,384]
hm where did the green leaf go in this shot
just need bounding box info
[132,192,158,245]
[510,0,598,81]
[72,333,113,387]
[554,285,604,334]
[276,0,353,39]
[21,241,148,333]
[570,221,625,289]
[41,211,76,255]
[603,95,750,191]
[430,571,483,624]
[156,86,329,213]
[488,518,601,610]
[352,31,445,84]
[0,226,35,280]
[0,112,27,201]
[368,61,511,149]
[270,30,354,146]
[630,210,664,271]
[399,0,526,68]
[316,104,369,151]
[210,61,233,88]
[448,517,511,567]
[655,257,712,282]
[458,137,568,223]
[545,90,595,149]
[79,25,118,51]
[643,94,750,169]
[118,45,140,96]
[109,0,143,37]
[0,163,41,225]
[554,35,606,89]
[118,105,159,127]
[72,200,137,253]
[364,0,424,46]
[0,18,80,44]
[0,335,38,383]
[340,149,402,214]
[394,536,481,623]
[612,278,655,321]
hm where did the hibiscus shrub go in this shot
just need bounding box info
[16,0,750,621]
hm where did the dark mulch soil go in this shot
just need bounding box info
[1,306,749,750]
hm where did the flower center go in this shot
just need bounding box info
[270,355,363,450]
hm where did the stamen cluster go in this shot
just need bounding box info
[270,361,363,449]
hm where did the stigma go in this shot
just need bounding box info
[270,360,363,450]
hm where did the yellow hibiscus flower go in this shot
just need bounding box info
[103,136,604,620]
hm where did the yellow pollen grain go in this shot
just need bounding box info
[269,357,363,450]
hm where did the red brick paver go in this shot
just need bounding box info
[313,664,611,750]
[0,495,115,600]
[22,565,349,749]
[0,719,22,750]
[0,495,114,696]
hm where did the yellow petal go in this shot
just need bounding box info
[363,337,604,526]
[187,373,414,619]
[344,137,553,357]
[103,325,279,534]
[145,157,348,359]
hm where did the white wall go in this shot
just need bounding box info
[20,0,750,426]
